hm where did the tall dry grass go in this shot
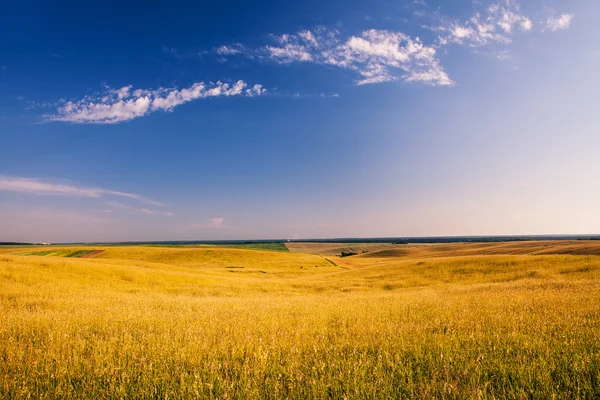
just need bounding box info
[1,245,599,398]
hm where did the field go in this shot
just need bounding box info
[146,243,290,252]
[1,241,599,398]
[284,242,400,256]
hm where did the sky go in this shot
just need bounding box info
[1,0,599,242]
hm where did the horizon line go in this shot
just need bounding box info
[4,233,600,246]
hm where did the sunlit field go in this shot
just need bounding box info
[1,241,599,398]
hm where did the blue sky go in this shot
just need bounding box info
[1,0,598,242]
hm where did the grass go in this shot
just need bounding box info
[216,243,289,252]
[285,242,399,256]
[1,242,599,398]
[144,242,290,252]
[20,249,100,258]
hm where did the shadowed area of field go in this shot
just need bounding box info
[1,241,599,398]
[287,240,600,258]
[358,240,600,258]
[285,242,403,256]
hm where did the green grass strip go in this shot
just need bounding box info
[64,250,97,258]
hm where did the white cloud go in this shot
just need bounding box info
[266,44,314,63]
[344,30,452,86]
[436,2,537,48]
[36,1,573,114]
[46,80,266,124]
[298,30,319,47]
[488,4,532,33]
[216,44,244,55]
[520,18,533,32]
[546,14,573,32]
[113,85,132,100]
[245,84,267,97]
[244,1,567,87]
[0,175,164,206]
[263,27,452,86]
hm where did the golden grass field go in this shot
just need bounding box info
[1,241,599,398]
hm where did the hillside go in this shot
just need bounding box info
[1,241,599,398]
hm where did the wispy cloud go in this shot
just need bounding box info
[34,0,573,119]
[161,45,179,56]
[222,27,452,86]
[0,175,165,206]
[436,2,533,47]
[545,14,573,32]
[190,217,225,229]
[45,80,266,124]
[216,44,245,56]
[104,201,174,216]
[214,1,571,87]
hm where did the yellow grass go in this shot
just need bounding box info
[284,242,400,256]
[1,242,599,398]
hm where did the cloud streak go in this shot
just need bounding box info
[104,201,174,216]
[46,80,266,124]
[216,44,245,55]
[0,175,165,207]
